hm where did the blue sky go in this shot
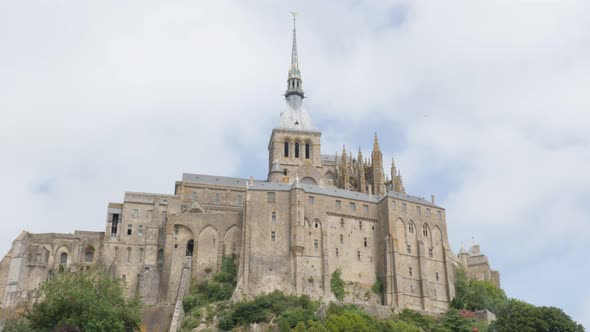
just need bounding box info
[0,0,589,327]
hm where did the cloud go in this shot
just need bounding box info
[0,0,588,326]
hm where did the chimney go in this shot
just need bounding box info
[431,194,436,204]
[249,176,254,186]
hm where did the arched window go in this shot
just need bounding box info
[139,248,144,263]
[284,141,289,157]
[126,247,132,263]
[60,252,67,265]
[85,246,95,263]
[186,240,194,257]
[295,142,300,158]
[423,225,429,237]
[409,223,414,233]
[314,221,319,228]
[121,274,127,284]
[305,143,310,159]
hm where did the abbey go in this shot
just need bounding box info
[0,19,499,316]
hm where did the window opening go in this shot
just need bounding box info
[186,240,194,256]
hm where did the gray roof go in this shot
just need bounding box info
[182,173,442,208]
[277,104,318,131]
[269,160,283,173]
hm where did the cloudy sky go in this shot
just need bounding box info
[1,0,589,327]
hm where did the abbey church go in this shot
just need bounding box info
[0,18,499,317]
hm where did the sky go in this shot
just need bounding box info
[0,0,589,327]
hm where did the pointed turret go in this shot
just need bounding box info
[373,132,381,152]
[285,13,304,109]
[371,133,385,195]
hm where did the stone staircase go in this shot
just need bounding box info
[169,257,192,332]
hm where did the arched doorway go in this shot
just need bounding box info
[186,240,194,257]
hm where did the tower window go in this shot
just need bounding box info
[423,225,429,237]
[272,212,277,223]
[437,211,442,220]
[357,251,361,260]
[428,248,433,257]
[436,272,440,281]
[295,142,300,158]
[305,143,310,159]
[271,231,276,242]
[406,244,411,254]
[340,234,343,244]
[60,252,67,265]
[409,267,413,277]
[284,141,289,157]
[314,239,318,249]
[359,221,363,230]
[409,223,414,233]
[416,206,421,216]
[336,248,339,257]
[364,237,367,247]
[314,220,319,228]
[110,213,119,236]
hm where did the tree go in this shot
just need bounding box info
[451,266,507,313]
[331,269,345,301]
[25,269,141,332]
[489,299,585,332]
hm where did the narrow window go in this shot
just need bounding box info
[340,234,343,244]
[305,143,310,159]
[314,239,318,250]
[437,211,442,220]
[434,289,437,297]
[267,192,276,203]
[186,240,194,256]
[85,247,94,262]
[349,202,356,211]
[314,220,319,228]
[214,193,221,204]
[283,169,288,176]
[191,191,197,201]
[392,200,397,209]
[340,218,344,228]
[335,200,342,210]
[272,212,277,223]
[372,225,375,231]
[428,248,433,258]
[426,208,431,217]
[364,237,367,247]
[132,209,139,218]
[60,252,67,265]
[147,210,153,219]
[139,248,144,263]
[423,225,428,237]
[308,196,315,205]
[409,223,414,233]
[436,272,439,281]
[409,267,413,277]
[363,205,369,215]
[111,213,119,237]
[127,247,132,263]
[406,244,411,254]
[410,285,414,293]
[162,211,167,222]
[336,248,339,257]
[127,225,132,236]
[416,206,421,216]
[284,141,289,157]
[357,251,361,260]
[138,225,143,236]
[114,247,119,261]
[271,231,276,242]
[402,203,407,212]
[295,142,300,158]
[359,221,363,230]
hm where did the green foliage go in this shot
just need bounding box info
[372,275,384,304]
[24,269,141,332]
[398,309,438,331]
[181,255,237,327]
[376,319,421,332]
[489,299,585,332]
[440,309,477,332]
[325,311,378,332]
[217,291,319,330]
[331,269,345,301]
[2,319,42,332]
[292,320,329,332]
[451,267,507,313]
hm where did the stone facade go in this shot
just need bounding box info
[0,18,500,315]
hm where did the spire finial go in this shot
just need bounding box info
[285,12,304,106]
[373,132,381,151]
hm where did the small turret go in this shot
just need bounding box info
[268,159,284,183]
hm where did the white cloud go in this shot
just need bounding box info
[0,0,588,326]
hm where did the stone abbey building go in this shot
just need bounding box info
[0,18,499,315]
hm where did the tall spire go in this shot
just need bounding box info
[285,12,304,109]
